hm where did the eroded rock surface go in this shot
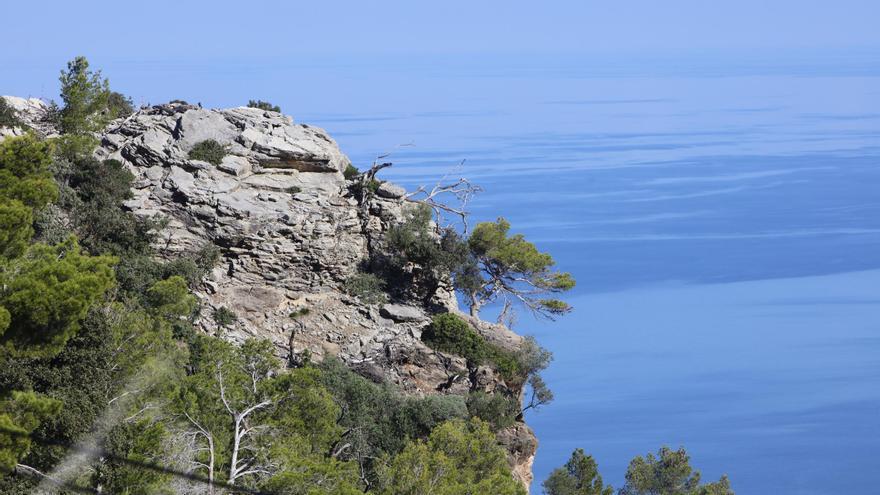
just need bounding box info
[0,96,57,138]
[2,99,539,490]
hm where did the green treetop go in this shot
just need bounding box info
[0,135,58,259]
[543,448,613,495]
[619,447,734,495]
[377,418,526,495]
[0,237,116,357]
[58,56,111,136]
[56,56,133,159]
[175,337,350,490]
[462,217,575,322]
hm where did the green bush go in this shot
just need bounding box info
[466,391,518,430]
[106,91,134,119]
[317,357,468,486]
[421,313,490,365]
[247,99,281,112]
[0,98,22,128]
[343,163,360,180]
[289,307,311,319]
[344,272,387,304]
[422,313,551,388]
[188,139,227,165]
[212,306,237,327]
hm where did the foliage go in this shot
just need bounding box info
[0,238,116,357]
[0,135,58,259]
[0,99,21,129]
[262,457,361,495]
[61,156,158,256]
[92,419,171,494]
[421,313,550,394]
[248,100,281,112]
[188,139,227,165]
[466,391,518,430]
[385,205,458,273]
[0,297,182,479]
[543,448,613,495]
[422,313,491,365]
[316,358,467,487]
[350,177,382,199]
[144,276,198,321]
[106,91,135,119]
[380,206,574,323]
[0,391,61,473]
[55,56,116,159]
[343,272,387,304]
[0,135,57,210]
[48,151,219,299]
[343,163,360,180]
[619,447,734,495]
[376,418,526,495]
[176,337,345,487]
[465,217,575,321]
[289,307,311,319]
[58,56,111,136]
[212,306,237,327]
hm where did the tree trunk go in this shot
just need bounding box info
[469,293,481,316]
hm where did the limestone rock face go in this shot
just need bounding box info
[5,98,538,490]
[0,96,57,139]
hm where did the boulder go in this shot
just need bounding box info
[380,304,426,322]
[377,181,407,199]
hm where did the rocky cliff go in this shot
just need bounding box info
[2,96,538,488]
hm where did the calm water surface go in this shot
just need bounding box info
[12,55,878,494]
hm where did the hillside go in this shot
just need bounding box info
[0,93,539,492]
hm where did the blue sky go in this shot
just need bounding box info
[3,1,880,61]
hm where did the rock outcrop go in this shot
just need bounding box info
[1,97,538,489]
[0,96,56,139]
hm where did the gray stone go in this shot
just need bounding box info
[380,304,426,322]
[377,182,407,199]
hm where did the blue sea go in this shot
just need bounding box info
[11,52,879,493]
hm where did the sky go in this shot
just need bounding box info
[3,1,880,61]
[4,3,880,494]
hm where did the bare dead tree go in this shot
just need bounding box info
[218,364,273,485]
[404,160,482,231]
[356,149,482,232]
[182,411,216,495]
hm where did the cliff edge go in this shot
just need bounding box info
[2,96,539,488]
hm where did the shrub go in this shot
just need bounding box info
[188,139,227,165]
[466,391,518,430]
[289,307,310,319]
[317,357,468,485]
[422,313,553,390]
[0,98,22,128]
[286,185,302,194]
[421,313,490,365]
[212,306,237,327]
[344,272,387,304]
[106,91,134,119]
[247,99,281,112]
[379,205,474,300]
[343,163,360,180]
